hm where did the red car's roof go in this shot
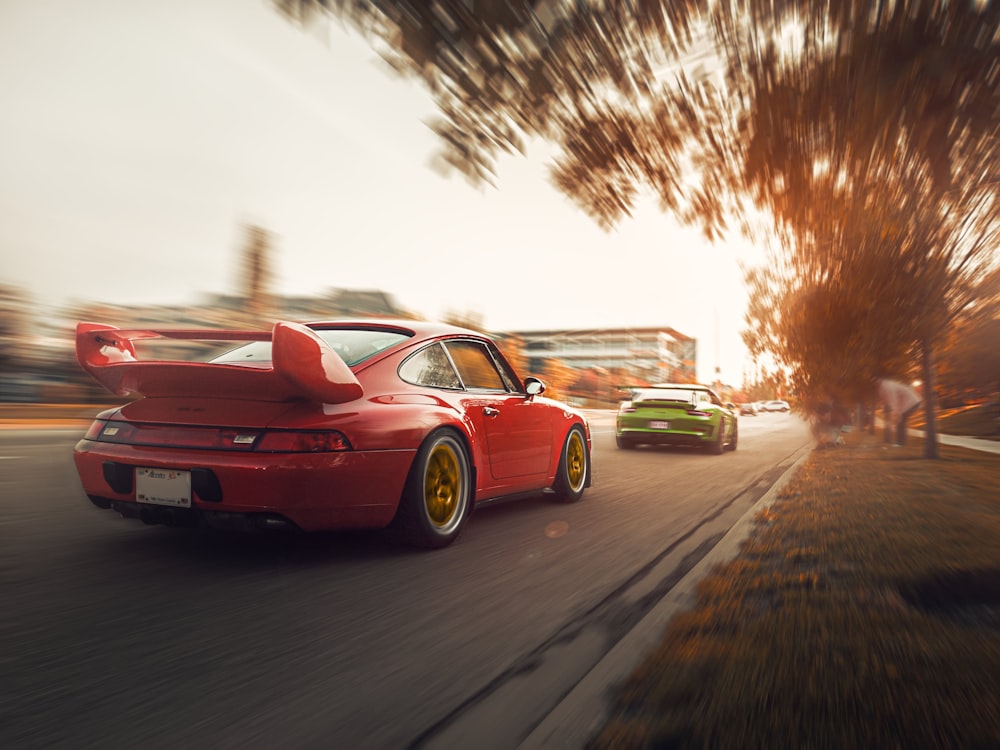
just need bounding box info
[304,318,487,340]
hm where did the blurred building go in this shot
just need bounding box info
[0,284,30,365]
[69,288,410,330]
[68,288,413,359]
[266,288,409,321]
[514,326,697,386]
[0,285,38,399]
[1,287,414,403]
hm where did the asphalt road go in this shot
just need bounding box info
[1,412,810,750]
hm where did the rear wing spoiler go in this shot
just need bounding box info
[615,384,702,406]
[76,321,364,404]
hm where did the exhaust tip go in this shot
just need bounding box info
[255,514,295,531]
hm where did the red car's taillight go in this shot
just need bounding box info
[91,423,258,450]
[255,431,352,453]
[83,420,108,440]
[85,421,351,453]
[93,421,140,443]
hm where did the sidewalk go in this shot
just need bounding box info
[861,416,1000,455]
[915,430,1000,454]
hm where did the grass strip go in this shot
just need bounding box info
[588,430,1000,749]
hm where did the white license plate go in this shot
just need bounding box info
[648,420,671,430]
[136,468,192,508]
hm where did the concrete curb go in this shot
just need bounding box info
[519,445,812,749]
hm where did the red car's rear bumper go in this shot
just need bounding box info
[73,439,416,532]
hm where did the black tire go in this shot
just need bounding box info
[710,418,726,454]
[727,419,739,451]
[552,425,588,502]
[616,434,634,450]
[393,431,471,549]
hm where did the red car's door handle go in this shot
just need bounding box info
[483,407,500,417]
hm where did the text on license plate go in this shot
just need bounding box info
[136,468,192,508]
[648,420,671,430]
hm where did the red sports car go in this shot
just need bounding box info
[73,319,592,548]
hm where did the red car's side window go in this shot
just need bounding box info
[488,346,522,393]
[444,341,507,391]
[398,344,462,389]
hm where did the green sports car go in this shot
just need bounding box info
[616,384,738,453]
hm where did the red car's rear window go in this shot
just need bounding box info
[210,328,411,367]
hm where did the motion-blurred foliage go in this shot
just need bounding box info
[274,1,1000,456]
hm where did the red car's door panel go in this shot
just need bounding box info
[467,395,552,480]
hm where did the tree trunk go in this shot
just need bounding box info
[920,337,939,459]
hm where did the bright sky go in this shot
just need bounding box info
[0,0,765,385]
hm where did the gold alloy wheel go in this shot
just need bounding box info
[425,442,462,528]
[565,429,586,491]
